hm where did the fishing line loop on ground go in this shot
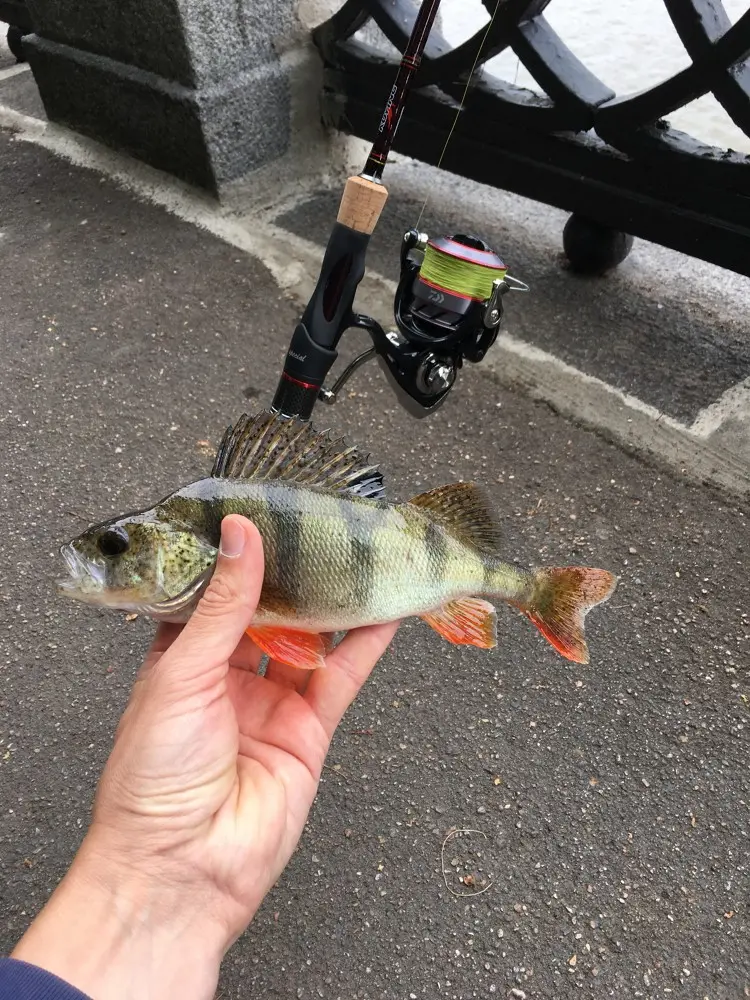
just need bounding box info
[440,827,495,897]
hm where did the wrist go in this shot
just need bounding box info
[12,834,227,1000]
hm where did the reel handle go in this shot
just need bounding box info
[317,314,456,418]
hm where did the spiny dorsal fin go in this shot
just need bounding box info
[211,410,385,499]
[408,482,502,552]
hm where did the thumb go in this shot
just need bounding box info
[160,516,265,678]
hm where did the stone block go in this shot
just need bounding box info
[22,0,299,191]
[25,0,195,84]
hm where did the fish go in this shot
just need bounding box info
[57,410,617,670]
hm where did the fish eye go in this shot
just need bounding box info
[98,528,129,557]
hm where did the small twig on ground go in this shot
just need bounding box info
[322,762,348,778]
[66,509,94,522]
[440,828,495,898]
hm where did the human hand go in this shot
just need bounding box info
[13,515,399,1000]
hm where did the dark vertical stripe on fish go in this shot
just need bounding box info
[338,496,375,612]
[200,497,222,546]
[482,560,494,596]
[425,518,449,581]
[269,485,302,606]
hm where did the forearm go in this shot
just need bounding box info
[11,836,226,1000]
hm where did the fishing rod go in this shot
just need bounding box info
[271,0,528,422]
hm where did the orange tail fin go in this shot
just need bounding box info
[518,567,616,664]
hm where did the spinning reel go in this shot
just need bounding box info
[319,229,528,417]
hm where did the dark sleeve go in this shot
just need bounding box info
[0,958,92,1000]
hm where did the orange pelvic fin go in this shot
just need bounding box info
[245,626,327,670]
[519,567,617,664]
[421,598,497,649]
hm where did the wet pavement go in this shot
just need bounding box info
[0,130,748,999]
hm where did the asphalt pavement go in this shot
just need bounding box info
[1,129,748,1000]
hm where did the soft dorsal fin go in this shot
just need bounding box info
[409,482,502,552]
[211,410,385,499]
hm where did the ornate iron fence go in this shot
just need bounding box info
[314,0,750,276]
[0,1,32,61]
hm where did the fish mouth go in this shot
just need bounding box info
[56,543,214,620]
[57,543,105,598]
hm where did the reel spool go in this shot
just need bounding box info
[319,228,528,417]
[396,230,508,361]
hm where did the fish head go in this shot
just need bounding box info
[57,509,218,617]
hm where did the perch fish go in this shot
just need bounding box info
[57,411,617,669]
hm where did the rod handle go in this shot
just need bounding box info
[337,175,389,234]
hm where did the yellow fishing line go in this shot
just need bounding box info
[420,243,506,300]
[415,0,503,231]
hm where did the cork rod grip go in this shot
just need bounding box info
[337,175,389,235]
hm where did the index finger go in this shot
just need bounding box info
[303,621,400,739]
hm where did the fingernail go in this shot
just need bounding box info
[219,518,245,559]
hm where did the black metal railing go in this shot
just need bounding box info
[314,0,750,276]
[0,0,33,61]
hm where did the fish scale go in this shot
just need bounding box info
[57,410,617,669]
[174,480,474,631]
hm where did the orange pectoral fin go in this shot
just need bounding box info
[245,626,327,670]
[421,598,497,649]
